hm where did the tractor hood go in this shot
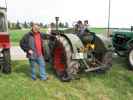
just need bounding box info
[112,29,133,50]
[112,30,133,38]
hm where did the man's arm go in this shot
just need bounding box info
[19,34,30,52]
[40,32,51,40]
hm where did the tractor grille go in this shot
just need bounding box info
[113,34,129,50]
[0,50,4,64]
[0,57,4,64]
[115,34,127,45]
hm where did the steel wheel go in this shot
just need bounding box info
[53,35,80,81]
[101,51,112,70]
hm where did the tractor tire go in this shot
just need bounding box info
[86,50,112,73]
[101,50,112,71]
[53,36,80,81]
[2,49,11,74]
[94,35,112,70]
[82,34,112,73]
[128,47,133,70]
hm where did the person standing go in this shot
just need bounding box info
[84,20,89,29]
[76,20,84,36]
[20,23,48,80]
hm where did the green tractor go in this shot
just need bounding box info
[112,27,133,70]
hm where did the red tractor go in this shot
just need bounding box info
[0,6,11,73]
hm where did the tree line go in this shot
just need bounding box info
[8,21,69,29]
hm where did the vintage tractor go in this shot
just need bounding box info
[44,18,112,81]
[0,6,11,73]
[112,28,133,70]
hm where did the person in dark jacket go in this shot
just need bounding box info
[20,23,48,80]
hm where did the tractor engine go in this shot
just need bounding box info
[112,29,133,70]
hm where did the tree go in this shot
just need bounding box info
[11,23,16,29]
[16,21,22,29]
[39,23,44,27]
[59,22,64,28]
[30,21,33,27]
[44,24,48,28]
[65,22,69,28]
[50,22,56,28]
[8,21,11,29]
[23,21,28,28]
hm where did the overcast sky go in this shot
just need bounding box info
[1,0,133,27]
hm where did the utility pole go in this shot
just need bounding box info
[107,0,111,36]
[5,0,7,10]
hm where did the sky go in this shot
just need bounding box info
[1,0,133,28]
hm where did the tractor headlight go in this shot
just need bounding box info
[0,48,3,53]
[0,48,3,57]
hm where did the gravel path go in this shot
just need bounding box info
[11,46,27,60]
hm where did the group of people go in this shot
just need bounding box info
[20,20,90,81]
[74,20,90,36]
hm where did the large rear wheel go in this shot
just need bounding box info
[83,34,112,72]
[101,50,112,71]
[53,36,80,81]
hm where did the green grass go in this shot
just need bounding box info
[0,58,133,100]
[9,29,29,43]
[7,28,133,100]
[10,28,105,46]
[90,28,106,34]
[9,29,47,46]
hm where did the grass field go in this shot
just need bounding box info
[9,29,47,46]
[0,57,133,100]
[1,28,133,100]
[9,28,105,46]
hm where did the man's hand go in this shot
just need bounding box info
[28,49,33,54]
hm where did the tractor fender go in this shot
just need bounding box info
[56,33,84,54]
[96,34,113,51]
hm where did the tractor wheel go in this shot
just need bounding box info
[53,36,80,81]
[2,49,11,74]
[101,50,112,71]
[92,35,112,72]
[86,50,112,73]
[128,47,133,70]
